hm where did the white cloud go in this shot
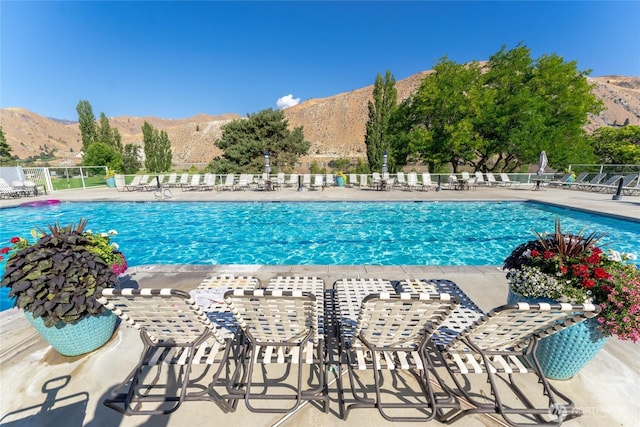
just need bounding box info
[276,94,300,109]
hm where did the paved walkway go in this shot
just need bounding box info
[0,184,638,426]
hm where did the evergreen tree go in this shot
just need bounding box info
[76,100,97,151]
[210,108,310,173]
[365,71,397,171]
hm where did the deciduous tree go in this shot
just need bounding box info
[142,121,172,173]
[365,71,397,171]
[76,100,97,151]
[590,125,640,165]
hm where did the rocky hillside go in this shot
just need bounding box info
[1,72,638,167]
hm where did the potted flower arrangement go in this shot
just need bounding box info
[335,172,347,187]
[503,219,639,379]
[104,168,117,188]
[0,219,127,356]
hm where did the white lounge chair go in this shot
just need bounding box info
[485,172,498,187]
[396,172,407,189]
[427,301,600,426]
[224,289,329,413]
[499,173,517,187]
[420,173,435,191]
[218,174,235,191]
[0,177,21,198]
[287,173,299,188]
[311,174,324,190]
[96,288,234,415]
[165,173,178,188]
[406,172,418,191]
[123,175,143,191]
[474,171,487,186]
[182,173,201,191]
[359,174,368,189]
[332,278,459,421]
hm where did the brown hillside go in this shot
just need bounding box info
[1,71,639,167]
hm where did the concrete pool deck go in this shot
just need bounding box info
[0,184,638,426]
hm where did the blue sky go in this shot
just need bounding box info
[1,1,639,120]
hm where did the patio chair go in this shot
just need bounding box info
[485,172,498,187]
[348,173,359,187]
[223,289,329,413]
[177,173,190,188]
[190,274,260,340]
[359,174,368,189]
[548,173,572,187]
[311,174,325,190]
[333,278,460,421]
[123,175,143,191]
[573,173,606,191]
[499,173,518,187]
[199,173,217,191]
[218,173,235,191]
[586,174,624,192]
[286,173,299,188]
[562,172,588,190]
[622,173,640,195]
[96,288,235,415]
[165,173,178,188]
[0,177,21,198]
[302,173,312,188]
[325,173,335,187]
[474,171,488,186]
[426,301,601,426]
[182,173,201,191]
[406,172,418,191]
[396,172,408,189]
[421,172,436,191]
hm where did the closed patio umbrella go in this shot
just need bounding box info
[264,150,271,175]
[537,151,548,176]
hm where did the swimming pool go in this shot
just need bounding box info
[1,201,638,310]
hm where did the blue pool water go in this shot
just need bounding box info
[1,201,638,310]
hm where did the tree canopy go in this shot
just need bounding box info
[209,108,310,173]
[82,142,122,171]
[388,44,603,173]
[590,125,640,165]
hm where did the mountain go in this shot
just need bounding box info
[1,72,639,167]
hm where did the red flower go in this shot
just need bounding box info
[559,265,568,274]
[0,247,10,254]
[572,264,590,279]
[587,253,602,265]
[592,247,603,255]
[530,249,539,257]
[582,278,596,288]
[10,237,20,244]
[543,251,555,259]
[593,267,609,279]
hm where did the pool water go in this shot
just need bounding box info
[1,201,638,311]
